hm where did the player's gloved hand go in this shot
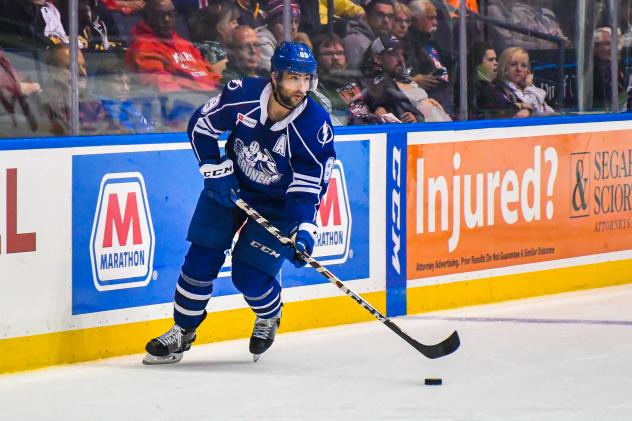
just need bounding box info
[288,222,318,268]
[199,158,240,208]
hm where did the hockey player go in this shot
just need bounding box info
[143,42,336,364]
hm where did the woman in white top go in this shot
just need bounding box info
[497,46,556,116]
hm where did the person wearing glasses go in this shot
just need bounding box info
[343,0,395,73]
[222,25,269,83]
[125,0,221,92]
[312,33,375,125]
[392,1,412,40]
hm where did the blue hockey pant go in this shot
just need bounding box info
[173,192,289,329]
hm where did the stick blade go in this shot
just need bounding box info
[384,320,460,359]
[416,330,460,359]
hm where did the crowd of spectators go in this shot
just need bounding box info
[0,0,631,137]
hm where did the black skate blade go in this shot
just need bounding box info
[252,354,261,363]
[142,352,183,365]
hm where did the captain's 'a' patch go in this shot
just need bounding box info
[272,134,287,157]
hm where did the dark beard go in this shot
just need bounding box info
[275,87,305,110]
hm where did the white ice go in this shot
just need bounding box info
[1,284,631,421]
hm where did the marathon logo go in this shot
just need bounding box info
[312,160,352,265]
[89,172,155,291]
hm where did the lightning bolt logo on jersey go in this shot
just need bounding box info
[188,77,336,225]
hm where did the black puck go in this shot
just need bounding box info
[424,378,442,385]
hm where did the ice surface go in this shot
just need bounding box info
[1,284,631,421]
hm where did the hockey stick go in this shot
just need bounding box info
[233,196,460,359]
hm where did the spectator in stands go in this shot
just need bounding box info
[468,41,497,118]
[257,0,312,71]
[40,45,90,135]
[364,35,451,123]
[343,0,395,73]
[187,1,239,75]
[392,2,412,40]
[62,0,124,51]
[84,54,154,133]
[125,0,221,92]
[312,33,376,125]
[236,0,265,28]
[477,47,555,119]
[593,27,626,111]
[406,0,453,114]
[486,0,571,51]
[222,25,269,82]
[318,0,365,30]
[0,0,68,48]
[0,47,39,134]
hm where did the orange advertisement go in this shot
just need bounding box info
[407,130,632,280]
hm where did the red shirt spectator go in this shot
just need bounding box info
[125,0,220,92]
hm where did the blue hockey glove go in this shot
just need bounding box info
[288,222,318,268]
[199,158,240,208]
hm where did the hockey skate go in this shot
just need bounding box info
[249,310,282,362]
[142,324,198,365]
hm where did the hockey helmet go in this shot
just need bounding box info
[271,42,318,91]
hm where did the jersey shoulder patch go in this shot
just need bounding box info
[316,121,334,146]
[294,99,334,148]
[223,77,269,103]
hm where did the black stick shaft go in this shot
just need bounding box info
[233,197,460,359]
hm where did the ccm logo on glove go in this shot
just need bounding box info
[200,160,234,178]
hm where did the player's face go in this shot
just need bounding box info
[277,72,311,107]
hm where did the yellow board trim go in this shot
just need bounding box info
[408,259,632,314]
[0,292,386,374]
[3,259,631,374]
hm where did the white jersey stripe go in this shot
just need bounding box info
[294,172,322,184]
[287,186,322,195]
[207,99,260,117]
[193,126,218,138]
[203,116,222,134]
[190,130,202,162]
[291,122,324,179]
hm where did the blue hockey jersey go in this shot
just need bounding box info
[187,77,336,226]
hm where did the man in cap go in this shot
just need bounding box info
[364,34,450,123]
